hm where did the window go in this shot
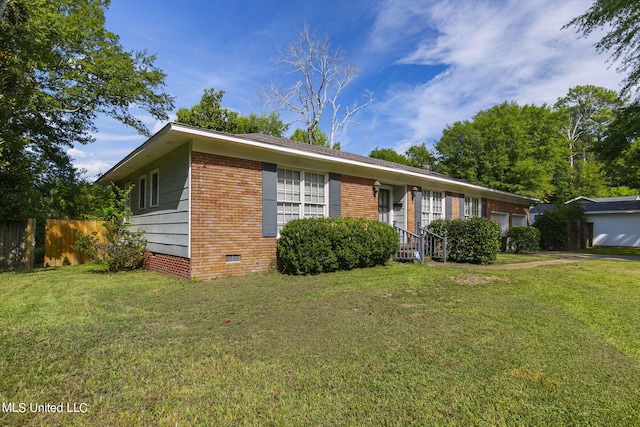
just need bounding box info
[492,212,510,236]
[150,169,159,207]
[421,191,444,227]
[277,168,326,231]
[464,196,480,219]
[512,214,527,227]
[138,175,147,210]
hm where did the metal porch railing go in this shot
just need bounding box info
[393,225,447,263]
[419,226,447,263]
[394,225,424,263]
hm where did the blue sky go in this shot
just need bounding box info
[71,0,624,180]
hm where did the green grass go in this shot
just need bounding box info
[492,252,561,264]
[1,261,639,426]
[575,247,640,256]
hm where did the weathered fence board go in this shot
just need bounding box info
[44,220,105,267]
[0,219,36,270]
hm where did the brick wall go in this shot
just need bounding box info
[406,186,416,232]
[190,152,277,280]
[486,199,530,225]
[145,253,191,279]
[341,175,378,220]
[450,193,462,219]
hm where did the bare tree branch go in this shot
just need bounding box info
[260,24,372,146]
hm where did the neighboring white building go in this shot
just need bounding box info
[531,196,640,247]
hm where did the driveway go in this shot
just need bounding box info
[441,252,640,270]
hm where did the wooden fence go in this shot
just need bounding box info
[0,219,36,270]
[44,220,105,267]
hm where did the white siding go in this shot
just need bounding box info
[588,213,640,247]
[125,144,191,258]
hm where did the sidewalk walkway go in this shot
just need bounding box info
[440,252,640,270]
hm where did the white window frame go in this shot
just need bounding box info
[464,196,480,219]
[150,169,160,207]
[138,175,147,210]
[276,168,328,232]
[421,190,445,227]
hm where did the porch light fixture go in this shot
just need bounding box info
[373,180,381,197]
[411,186,419,200]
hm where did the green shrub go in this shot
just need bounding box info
[425,219,448,237]
[277,217,399,275]
[428,217,501,264]
[74,186,147,272]
[533,203,586,250]
[507,226,541,253]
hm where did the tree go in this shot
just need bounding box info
[175,88,288,136]
[369,143,436,170]
[369,148,412,166]
[565,2,640,98]
[0,0,174,219]
[406,143,437,170]
[435,102,568,200]
[550,85,624,200]
[554,85,623,166]
[290,127,334,148]
[599,100,640,189]
[261,25,373,147]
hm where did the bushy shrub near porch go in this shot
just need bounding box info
[507,226,541,253]
[277,218,399,275]
[427,217,502,264]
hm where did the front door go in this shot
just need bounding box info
[378,189,391,224]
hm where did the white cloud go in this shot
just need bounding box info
[66,147,86,158]
[74,161,113,182]
[367,0,624,151]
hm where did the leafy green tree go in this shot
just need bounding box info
[235,112,289,136]
[406,143,437,170]
[555,85,623,166]
[369,143,436,170]
[175,88,288,136]
[175,88,237,133]
[0,0,173,219]
[597,100,640,189]
[290,127,334,148]
[369,148,411,166]
[435,102,568,200]
[565,2,640,98]
[550,85,624,199]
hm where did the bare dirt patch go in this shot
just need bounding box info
[451,273,506,286]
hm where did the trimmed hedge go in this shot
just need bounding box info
[507,226,540,253]
[277,217,399,275]
[428,217,502,264]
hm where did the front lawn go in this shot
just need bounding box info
[1,261,639,425]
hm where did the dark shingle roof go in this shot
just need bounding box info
[242,132,453,180]
[581,200,640,213]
